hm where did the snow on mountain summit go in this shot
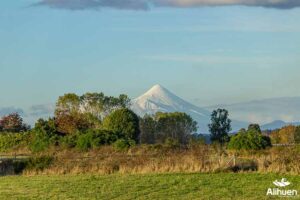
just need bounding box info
[131,84,212,132]
[133,84,186,112]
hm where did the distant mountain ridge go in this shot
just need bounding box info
[207,96,300,130]
[261,120,300,130]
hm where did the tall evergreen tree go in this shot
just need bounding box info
[208,109,231,144]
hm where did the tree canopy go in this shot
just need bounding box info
[208,109,231,145]
[54,92,130,135]
[102,108,140,142]
[139,112,198,144]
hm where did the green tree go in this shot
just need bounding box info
[154,112,197,144]
[80,93,130,119]
[55,93,80,116]
[139,115,156,144]
[248,124,261,133]
[102,108,140,142]
[34,118,57,136]
[208,109,231,145]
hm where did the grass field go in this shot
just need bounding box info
[0,173,299,200]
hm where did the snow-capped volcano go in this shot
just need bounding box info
[131,84,248,133]
[131,84,212,133]
[132,84,209,116]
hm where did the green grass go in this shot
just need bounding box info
[0,173,299,200]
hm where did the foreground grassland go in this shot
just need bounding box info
[0,173,299,200]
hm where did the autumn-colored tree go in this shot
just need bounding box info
[270,125,296,144]
[295,126,300,144]
[54,93,130,134]
[55,112,101,135]
[0,113,29,133]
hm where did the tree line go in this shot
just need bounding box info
[0,92,299,152]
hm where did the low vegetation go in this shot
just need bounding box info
[1,173,300,199]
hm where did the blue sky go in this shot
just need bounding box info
[1,0,300,111]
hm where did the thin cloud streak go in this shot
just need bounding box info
[33,0,300,10]
[144,54,300,66]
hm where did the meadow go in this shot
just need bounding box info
[1,173,299,200]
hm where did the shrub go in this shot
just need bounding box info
[0,132,29,152]
[26,155,54,171]
[76,132,93,151]
[60,134,78,148]
[295,126,300,144]
[30,118,62,152]
[10,155,54,174]
[76,129,119,151]
[164,137,180,149]
[29,130,51,153]
[113,139,136,151]
[189,134,206,148]
[228,128,272,150]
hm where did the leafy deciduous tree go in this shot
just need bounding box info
[102,108,140,142]
[154,112,198,144]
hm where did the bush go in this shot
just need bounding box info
[29,131,51,153]
[188,135,206,148]
[294,126,300,144]
[76,132,93,151]
[60,134,78,148]
[113,139,136,151]
[228,128,272,150]
[10,156,54,174]
[29,118,63,152]
[26,155,54,171]
[29,119,54,152]
[0,132,29,152]
[164,137,180,149]
[76,129,119,151]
